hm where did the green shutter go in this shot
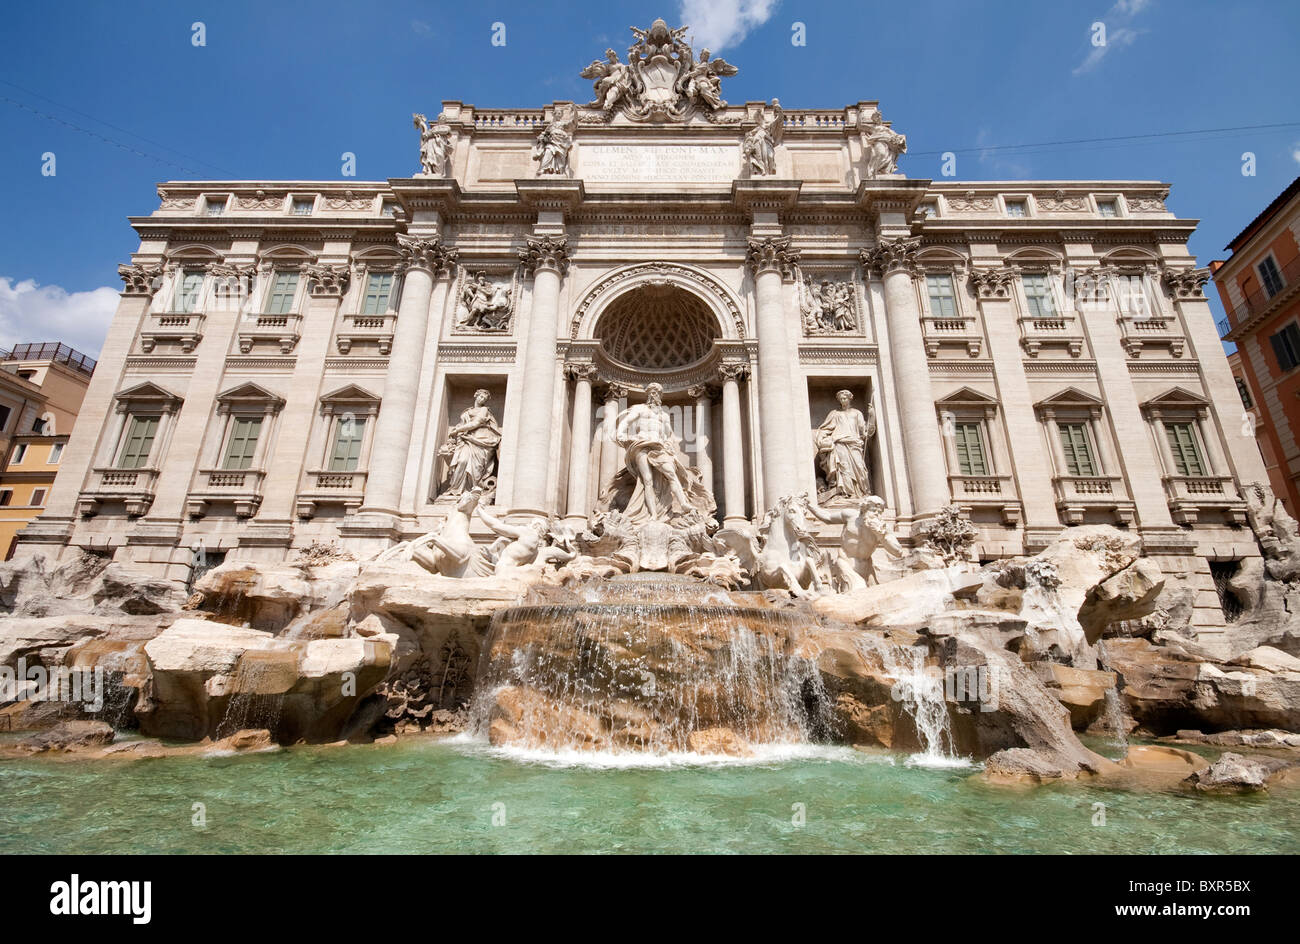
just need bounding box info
[362,273,392,315]
[265,271,299,315]
[223,416,263,470]
[1058,423,1096,476]
[329,417,365,472]
[926,275,956,318]
[954,423,988,476]
[118,415,160,469]
[1165,422,1205,476]
[174,270,204,312]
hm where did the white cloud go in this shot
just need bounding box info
[0,277,118,358]
[678,0,778,51]
[1073,0,1150,75]
[1292,143,1300,165]
[411,20,433,37]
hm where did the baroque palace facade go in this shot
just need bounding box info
[17,21,1265,632]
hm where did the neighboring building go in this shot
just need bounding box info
[1214,175,1300,514]
[0,343,95,558]
[15,22,1266,634]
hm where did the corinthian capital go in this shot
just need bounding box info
[518,235,570,276]
[859,236,921,278]
[303,262,351,297]
[967,265,1020,300]
[1163,266,1211,300]
[396,233,459,275]
[118,262,164,296]
[745,236,800,278]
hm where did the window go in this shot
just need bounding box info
[223,416,263,470]
[29,488,45,507]
[31,416,48,434]
[174,269,204,312]
[1114,274,1150,317]
[1235,377,1254,409]
[329,417,366,471]
[291,197,314,216]
[1164,422,1206,476]
[48,442,63,463]
[925,274,957,318]
[264,271,299,315]
[953,422,989,476]
[1268,322,1300,371]
[1259,256,1285,298]
[1022,274,1058,318]
[204,197,225,217]
[11,443,27,464]
[1096,199,1118,218]
[0,490,11,507]
[1057,422,1097,476]
[380,201,397,218]
[117,415,160,469]
[361,272,394,315]
[1005,199,1028,218]
[0,405,10,431]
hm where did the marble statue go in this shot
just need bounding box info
[458,272,513,330]
[581,48,635,112]
[409,488,484,578]
[806,494,903,590]
[680,49,736,110]
[862,114,906,178]
[533,103,577,176]
[743,100,782,176]
[439,389,502,496]
[477,507,575,575]
[413,112,453,177]
[815,390,876,501]
[717,495,825,598]
[799,274,857,333]
[600,382,715,524]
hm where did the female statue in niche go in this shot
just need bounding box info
[815,389,875,501]
[439,389,502,496]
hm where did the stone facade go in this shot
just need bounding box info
[16,28,1267,634]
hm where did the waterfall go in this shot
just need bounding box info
[1096,641,1129,757]
[215,657,287,741]
[861,636,967,768]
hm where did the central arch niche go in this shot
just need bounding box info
[595,284,720,372]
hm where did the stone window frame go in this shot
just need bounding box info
[348,252,405,317]
[1139,387,1221,480]
[1001,193,1034,218]
[289,194,317,217]
[201,382,286,476]
[1092,193,1125,218]
[1100,262,1167,323]
[1033,388,1117,480]
[915,251,977,354]
[314,385,381,474]
[200,194,229,217]
[101,382,184,473]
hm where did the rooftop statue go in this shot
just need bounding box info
[413,112,453,177]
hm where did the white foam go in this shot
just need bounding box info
[447,735,885,770]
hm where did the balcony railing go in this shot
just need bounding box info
[1052,474,1135,526]
[296,468,368,518]
[79,466,160,517]
[1,342,96,376]
[238,312,302,354]
[188,468,267,518]
[948,473,1020,524]
[1223,253,1300,331]
[1162,474,1247,525]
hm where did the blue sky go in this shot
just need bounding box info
[2,0,1298,355]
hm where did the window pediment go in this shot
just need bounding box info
[216,382,285,414]
[1141,386,1210,416]
[114,381,183,414]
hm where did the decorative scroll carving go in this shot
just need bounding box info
[1163,266,1211,300]
[303,262,351,297]
[746,236,800,277]
[859,237,920,278]
[518,235,570,276]
[118,262,163,296]
[967,265,1020,300]
[396,233,459,275]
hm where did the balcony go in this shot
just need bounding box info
[238,313,302,354]
[78,467,160,518]
[1018,311,1085,358]
[140,311,204,353]
[1222,253,1300,339]
[922,315,981,358]
[1052,474,1135,526]
[1162,474,1247,526]
[187,468,267,518]
[296,468,368,518]
[948,473,1020,525]
[1117,311,1184,359]
[335,312,395,355]
[1,342,96,376]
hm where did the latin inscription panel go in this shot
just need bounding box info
[579,144,740,183]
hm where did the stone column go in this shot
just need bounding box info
[719,363,748,525]
[360,235,457,518]
[746,237,802,507]
[564,364,595,524]
[598,383,626,498]
[688,383,714,497]
[862,238,949,517]
[513,235,569,515]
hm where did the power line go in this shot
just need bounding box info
[0,79,237,177]
[908,121,1300,158]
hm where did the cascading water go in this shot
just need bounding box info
[868,638,965,767]
[216,656,287,740]
[1095,640,1130,757]
[468,573,831,756]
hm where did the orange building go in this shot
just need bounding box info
[1214,176,1300,514]
[0,343,95,559]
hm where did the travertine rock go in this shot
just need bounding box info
[1185,752,1272,793]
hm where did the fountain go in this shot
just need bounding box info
[470,573,831,755]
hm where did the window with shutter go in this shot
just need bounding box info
[1057,422,1097,476]
[1022,275,1057,318]
[1269,323,1300,371]
[926,274,957,319]
[223,416,263,470]
[117,415,160,469]
[1164,422,1205,476]
[361,273,393,315]
[953,422,988,475]
[265,271,299,315]
[174,270,204,312]
[1259,256,1285,298]
[329,417,366,472]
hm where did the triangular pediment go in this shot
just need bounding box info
[320,383,380,405]
[936,386,999,406]
[115,381,182,405]
[216,381,285,408]
[1141,386,1210,410]
[1035,386,1104,410]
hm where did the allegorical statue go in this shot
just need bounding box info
[862,113,906,178]
[458,272,513,330]
[413,112,453,177]
[581,48,635,112]
[680,48,737,110]
[600,382,715,523]
[533,103,577,176]
[742,99,782,176]
[815,389,876,501]
[805,494,903,590]
[439,389,502,495]
[477,507,576,576]
[799,274,857,334]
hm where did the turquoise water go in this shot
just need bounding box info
[2,737,1297,854]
